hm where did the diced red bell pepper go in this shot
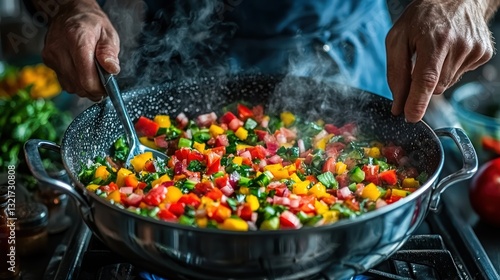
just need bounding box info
[168,202,185,217]
[322,157,336,174]
[144,160,156,172]
[206,158,221,176]
[299,195,316,214]
[137,182,147,189]
[206,187,223,201]
[379,169,398,185]
[187,149,204,164]
[324,124,340,135]
[214,135,229,147]
[135,116,160,137]
[220,111,238,125]
[143,185,166,206]
[238,204,253,221]
[100,182,118,193]
[385,195,403,204]
[362,164,379,185]
[177,193,201,208]
[237,103,254,120]
[279,210,301,229]
[158,209,178,221]
[194,181,214,196]
[214,174,230,189]
[254,129,268,141]
[249,145,267,160]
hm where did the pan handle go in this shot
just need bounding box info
[23,139,96,217]
[430,127,478,211]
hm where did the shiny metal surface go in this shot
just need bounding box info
[95,60,168,163]
[24,75,477,279]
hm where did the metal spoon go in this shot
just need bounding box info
[95,60,168,164]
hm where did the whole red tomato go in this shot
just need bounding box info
[469,158,500,227]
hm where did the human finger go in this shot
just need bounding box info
[386,31,412,117]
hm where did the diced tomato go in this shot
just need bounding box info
[237,103,254,120]
[100,182,118,193]
[177,193,201,208]
[194,181,214,196]
[187,149,204,164]
[144,160,156,172]
[249,145,267,160]
[299,195,316,214]
[321,195,337,205]
[206,158,221,175]
[206,187,223,201]
[137,182,147,189]
[336,173,349,188]
[135,116,160,137]
[228,118,244,131]
[385,195,403,204]
[279,210,301,229]
[363,164,379,185]
[252,104,264,122]
[238,204,253,221]
[379,169,398,185]
[214,174,230,189]
[220,111,238,125]
[344,197,360,211]
[482,136,500,155]
[175,148,191,161]
[143,185,166,206]
[158,209,178,221]
[215,135,229,147]
[123,193,143,207]
[254,129,268,141]
[168,202,185,217]
[338,123,356,134]
[322,157,336,173]
[382,145,405,164]
[324,124,340,135]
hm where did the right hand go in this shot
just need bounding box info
[42,0,120,102]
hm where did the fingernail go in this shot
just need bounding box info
[104,57,120,74]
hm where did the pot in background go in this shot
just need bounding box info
[451,82,500,163]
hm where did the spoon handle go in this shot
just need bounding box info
[95,59,139,150]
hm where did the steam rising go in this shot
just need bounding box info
[104,0,373,126]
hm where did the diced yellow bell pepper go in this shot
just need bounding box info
[315,200,329,215]
[139,137,158,150]
[94,166,110,181]
[264,164,289,180]
[335,162,347,175]
[151,174,172,188]
[402,178,420,189]
[232,156,243,165]
[200,196,214,208]
[116,168,133,187]
[164,186,183,203]
[322,210,340,224]
[239,187,250,195]
[154,115,171,128]
[246,195,260,211]
[290,173,302,184]
[235,127,248,140]
[309,182,328,198]
[130,152,153,172]
[196,217,208,228]
[315,137,328,150]
[106,190,121,203]
[367,147,381,158]
[391,188,409,198]
[193,141,206,153]
[284,164,296,174]
[209,124,225,137]
[86,184,100,191]
[219,218,249,231]
[361,183,381,201]
[280,111,295,127]
[293,180,310,195]
[236,144,252,151]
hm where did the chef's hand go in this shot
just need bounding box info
[41,0,120,102]
[386,0,496,123]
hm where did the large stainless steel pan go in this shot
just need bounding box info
[24,75,477,280]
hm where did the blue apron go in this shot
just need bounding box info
[223,0,393,98]
[106,0,393,98]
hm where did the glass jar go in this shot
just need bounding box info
[15,202,48,257]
